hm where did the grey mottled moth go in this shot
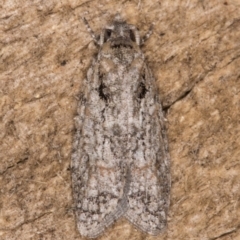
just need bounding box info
[72,14,171,238]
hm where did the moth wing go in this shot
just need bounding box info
[124,66,171,234]
[72,64,128,238]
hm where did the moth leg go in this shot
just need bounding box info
[82,17,99,44]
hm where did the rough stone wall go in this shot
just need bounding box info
[0,0,240,239]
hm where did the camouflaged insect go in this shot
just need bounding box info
[71,14,171,238]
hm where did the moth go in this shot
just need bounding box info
[72,14,171,238]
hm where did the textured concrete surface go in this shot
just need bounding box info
[1,0,240,239]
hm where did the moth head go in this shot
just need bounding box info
[99,15,140,47]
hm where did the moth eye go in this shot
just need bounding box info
[129,30,136,42]
[104,29,112,42]
[106,29,112,37]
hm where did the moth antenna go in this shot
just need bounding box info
[141,24,154,45]
[82,17,99,44]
